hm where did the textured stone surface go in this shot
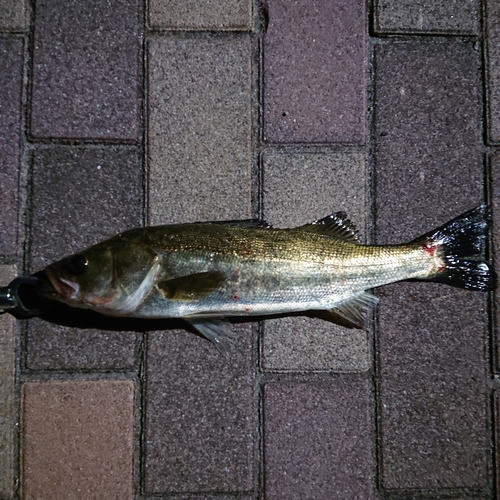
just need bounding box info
[144,325,255,493]
[148,0,251,30]
[264,380,374,499]
[374,40,482,243]
[27,147,142,371]
[491,153,500,370]
[485,0,500,144]
[148,35,252,225]
[263,0,366,144]
[377,284,488,489]
[261,149,370,371]
[22,380,135,500]
[375,0,479,34]
[0,266,17,498]
[0,38,23,256]
[0,0,27,30]
[374,40,488,489]
[30,0,140,140]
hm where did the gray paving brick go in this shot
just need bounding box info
[0,266,17,498]
[491,152,500,370]
[148,35,252,225]
[148,0,252,30]
[27,146,142,371]
[262,0,366,144]
[30,0,140,140]
[0,0,27,30]
[261,149,370,372]
[144,325,255,493]
[22,380,135,500]
[485,0,500,144]
[264,380,375,499]
[374,40,482,243]
[0,38,23,256]
[374,0,479,34]
[374,40,488,489]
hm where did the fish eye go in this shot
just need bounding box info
[61,254,88,276]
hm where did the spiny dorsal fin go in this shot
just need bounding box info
[157,271,225,300]
[295,212,360,242]
[330,292,379,328]
[206,219,272,229]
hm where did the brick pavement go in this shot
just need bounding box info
[0,0,498,498]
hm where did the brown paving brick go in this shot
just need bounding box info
[374,39,488,489]
[27,146,142,371]
[0,266,17,498]
[0,37,23,256]
[0,0,27,30]
[485,0,500,144]
[144,325,255,493]
[263,0,366,144]
[375,0,479,34]
[22,380,135,500]
[30,0,140,140]
[148,0,252,30]
[264,380,375,499]
[261,149,370,371]
[148,35,252,225]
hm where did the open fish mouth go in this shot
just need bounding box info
[44,268,80,301]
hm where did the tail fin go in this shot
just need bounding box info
[411,205,496,291]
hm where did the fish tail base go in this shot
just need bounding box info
[412,205,496,291]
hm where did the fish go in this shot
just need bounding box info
[42,206,495,352]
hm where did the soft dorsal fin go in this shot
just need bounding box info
[157,271,225,300]
[295,212,360,242]
[330,292,379,328]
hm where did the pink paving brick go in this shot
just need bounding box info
[264,380,375,499]
[22,380,135,500]
[30,0,140,140]
[0,38,23,256]
[263,0,366,144]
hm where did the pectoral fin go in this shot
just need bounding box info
[185,318,235,355]
[158,271,225,300]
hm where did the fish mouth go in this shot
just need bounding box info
[44,268,80,301]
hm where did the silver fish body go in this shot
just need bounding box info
[43,207,494,349]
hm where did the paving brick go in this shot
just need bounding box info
[261,149,370,371]
[0,0,27,30]
[144,325,255,493]
[374,0,479,34]
[0,266,17,498]
[22,380,135,500]
[30,0,140,140]
[485,0,500,144]
[262,0,366,144]
[377,284,489,489]
[148,0,251,30]
[491,153,500,370]
[0,38,23,256]
[374,40,482,243]
[148,35,252,225]
[374,40,488,489]
[27,146,142,371]
[264,380,375,499]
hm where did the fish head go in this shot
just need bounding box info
[43,235,161,314]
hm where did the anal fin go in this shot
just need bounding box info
[330,292,379,329]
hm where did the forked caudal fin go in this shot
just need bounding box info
[412,205,496,291]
